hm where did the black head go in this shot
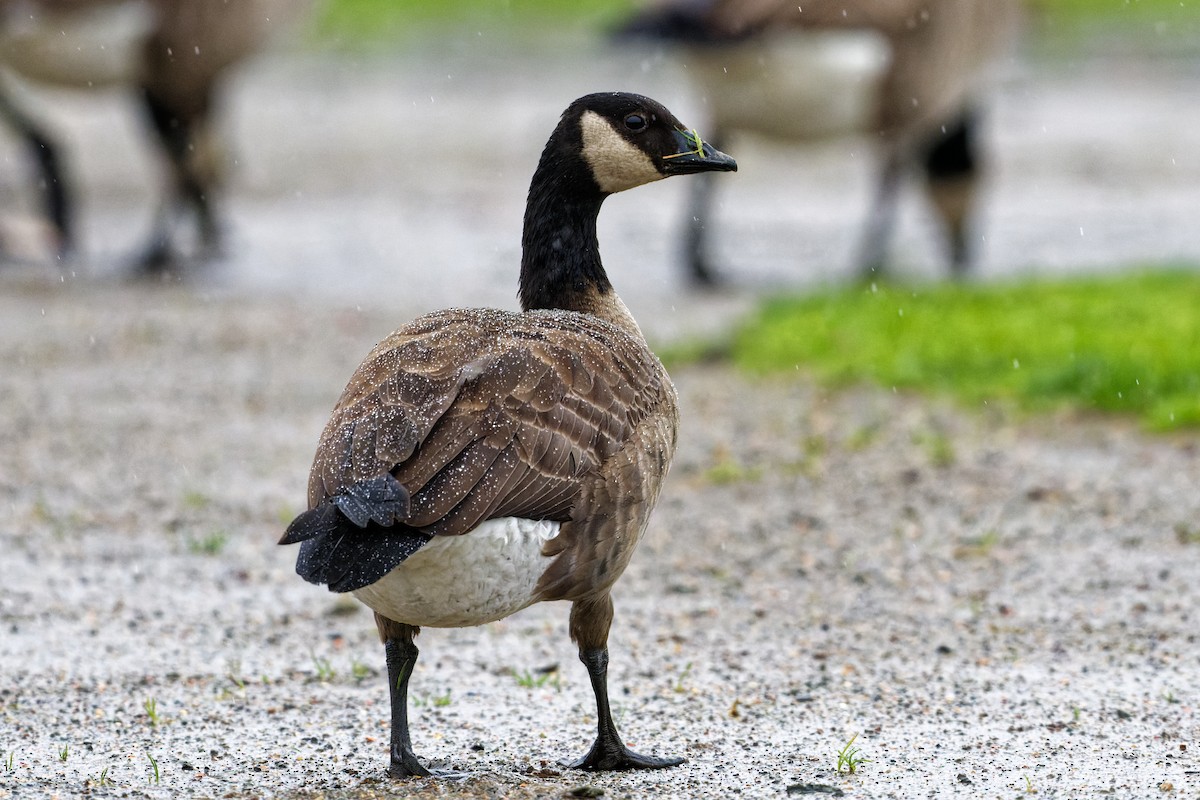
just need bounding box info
[520,92,735,314]
[553,92,736,195]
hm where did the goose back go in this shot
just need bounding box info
[303,306,679,601]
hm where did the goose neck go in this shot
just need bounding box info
[519,165,609,296]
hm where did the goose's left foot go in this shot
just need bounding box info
[564,735,685,771]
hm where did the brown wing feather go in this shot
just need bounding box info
[535,403,679,602]
[306,307,672,542]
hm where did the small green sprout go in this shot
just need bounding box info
[59,744,69,762]
[226,659,246,690]
[846,424,880,451]
[954,530,1001,559]
[702,456,763,485]
[914,429,956,467]
[835,733,870,774]
[188,530,228,556]
[146,751,160,784]
[144,697,161,727]
[181,490,210,510]
[5,750,13,771]
[513,669,552,689]
[673,661,693,693]
[411,689,452,708]
[96,766,114,787]
[311,652,335,682]
[512,666,561,691]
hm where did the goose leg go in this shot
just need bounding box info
[0,89,72,260]
[564,594,684,771]
[376,615,432,778]
[857,144,905,280]
[136,82,223,273]
[682,129,724,287]
[920,109,980,278]
[684,170,718,286]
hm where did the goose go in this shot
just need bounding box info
[279,91,736,777]
[0,0,308,271]
[618,0,1019,284]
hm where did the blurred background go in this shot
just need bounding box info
[0,0,1197,342]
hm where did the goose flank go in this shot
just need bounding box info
[280,92,736,777]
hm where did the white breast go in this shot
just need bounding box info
[352,517,560,628]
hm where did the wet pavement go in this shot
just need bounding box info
[2,33,1199,340]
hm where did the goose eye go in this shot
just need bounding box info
[623,113,648,132]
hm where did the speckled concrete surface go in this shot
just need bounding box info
[1,283,1197,799]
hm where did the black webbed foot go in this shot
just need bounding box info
[388,750,470,780]
[564,737,685,771]
[388,747,431,779]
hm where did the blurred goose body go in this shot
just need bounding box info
[620,0,1019,282]
[0,0,309,270]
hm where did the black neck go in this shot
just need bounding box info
[519,148,612,312]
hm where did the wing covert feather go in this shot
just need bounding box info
[305,308,673,541]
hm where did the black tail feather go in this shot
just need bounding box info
[280,474,410,545]
[280,504,341,545]
[281,474,428,592]
[297,523,433,593]
[332,474,411,528]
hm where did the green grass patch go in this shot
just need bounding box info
[723,269,1200,431]
[316,0,635,44]
[1028,0,1200,53]
[1030,0,1199,25]
[314,0,1200,52]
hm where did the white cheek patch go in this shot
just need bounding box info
[580,110,664,193]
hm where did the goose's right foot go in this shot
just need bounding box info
[388,746,432,779]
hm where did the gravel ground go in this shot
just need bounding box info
[2,28,1200,800]
[1,282,1198,799]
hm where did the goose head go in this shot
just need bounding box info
[557,91,736,195]
[521,92,735,315]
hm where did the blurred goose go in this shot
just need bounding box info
[0,0,308,271]
[280,92,736,777]
[619,0,1019,283]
